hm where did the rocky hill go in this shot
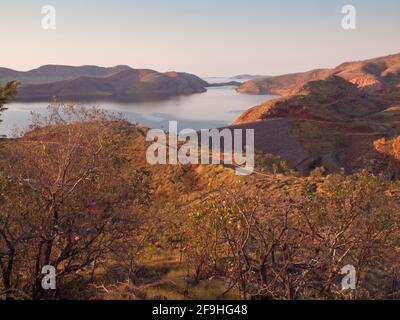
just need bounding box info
[237,53,400,95]
[235,76,387,124]
[233,53,400,175]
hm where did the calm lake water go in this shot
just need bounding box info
[0,80,275,136]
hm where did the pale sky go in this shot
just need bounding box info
[1,0,399,77]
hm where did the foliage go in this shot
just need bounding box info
[0,81,19,125]
[1,105,399,300]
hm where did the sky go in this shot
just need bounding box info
[1,0,399,77]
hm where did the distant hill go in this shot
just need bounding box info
[0,65,131,86]
[237,53,400,95]
[230,74,269,81]
[5,66,211,102]
[207,81,241,87]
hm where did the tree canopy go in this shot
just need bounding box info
[0,81,19,125]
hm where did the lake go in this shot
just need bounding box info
[0,81,275,136]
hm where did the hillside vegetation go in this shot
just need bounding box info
[0,105,400,300]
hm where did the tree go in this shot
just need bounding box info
[0,81,19,126]
[0,105,152,299]
[374,136,400,179]
[179,172,400,300]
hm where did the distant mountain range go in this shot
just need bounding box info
[0,65,236,102]
[230,74,269,81]
[0,65,132,86]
